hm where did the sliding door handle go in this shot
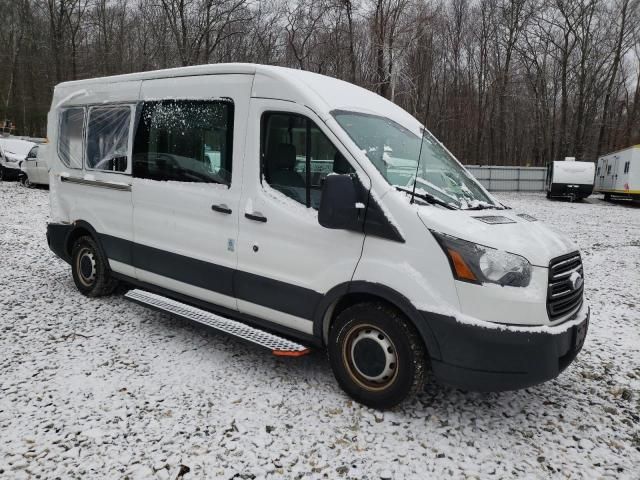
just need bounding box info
[245,212,267,223]
[211,203,232,214]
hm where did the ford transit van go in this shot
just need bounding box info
[46,64,589,409]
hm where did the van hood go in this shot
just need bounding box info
[416,208,577,267]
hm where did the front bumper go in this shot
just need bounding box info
[423,304,589,391]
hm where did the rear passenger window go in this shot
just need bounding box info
[58,108,85,169]
[86,106,132,172]
[262,112,354,209]
[133,100,233,185]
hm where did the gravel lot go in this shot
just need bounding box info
[1,182,639,479]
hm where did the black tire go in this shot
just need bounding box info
[0,167,4,181]
[604,193,611,201]
[328,302,427,409]
[71,235,117,297]
[546,191,551,199]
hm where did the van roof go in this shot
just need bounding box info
[56,63,260,87]
[53,63,422,135]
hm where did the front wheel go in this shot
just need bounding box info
[71,235,117,297]
[328,302,427,409]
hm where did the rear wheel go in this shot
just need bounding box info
[328,302,427,409]
[0,167,4,181]
[71,236,117,297]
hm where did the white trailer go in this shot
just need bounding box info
[545,158,595,201]
[595,146,640,200]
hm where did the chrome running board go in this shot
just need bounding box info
[124,289,310,357]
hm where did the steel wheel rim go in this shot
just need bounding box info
[342,323,398,391]
[76,247,97,286]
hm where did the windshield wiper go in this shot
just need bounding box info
[395,186,458,210]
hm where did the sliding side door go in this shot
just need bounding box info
[131,75,252,311]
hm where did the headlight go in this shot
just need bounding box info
[432,231,531,287]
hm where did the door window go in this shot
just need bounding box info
[133,100,234,185]
[86,106,132,172]
[261,112,354,209]
[58,107,85,169]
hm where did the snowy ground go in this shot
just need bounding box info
[0,182,639,479]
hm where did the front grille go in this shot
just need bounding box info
[547,252,584,321]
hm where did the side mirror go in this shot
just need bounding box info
[318,174,361,230]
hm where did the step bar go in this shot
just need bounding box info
[124,289,311,357]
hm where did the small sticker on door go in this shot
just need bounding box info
[228,239,235,252]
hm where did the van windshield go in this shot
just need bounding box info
[332,110,498,209]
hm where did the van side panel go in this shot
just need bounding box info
[48,81,141,277]
[131,74,254,312]
[352,189,461,318]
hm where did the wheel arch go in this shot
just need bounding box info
[65,220,107,261]
[313,281,442,360]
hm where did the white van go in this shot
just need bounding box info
[545,158,595,201]
[46,64,589,408]
[20,144,50,187]
[595,146,640,201]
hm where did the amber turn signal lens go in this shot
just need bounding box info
[447,248,477,282]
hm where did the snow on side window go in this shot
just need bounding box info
[86,106,131,172]
[132,100,233,185]
[58,108,85,169]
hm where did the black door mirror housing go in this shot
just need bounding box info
[318,174,361,230]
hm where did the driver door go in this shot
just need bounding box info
[235,99,370,334]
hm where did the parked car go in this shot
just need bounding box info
[19,144,50,187]
[545,157,595,201]
[595,145,640,201]
[45,64,589,409]
[0,137,37,181]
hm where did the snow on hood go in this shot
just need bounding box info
[0,139,35,159]
[416,205,577,267]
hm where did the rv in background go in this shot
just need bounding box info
[546,157,595,201]
[595,146,640,201]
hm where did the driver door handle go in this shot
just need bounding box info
[211,203,232,214]
[245,212,267,223]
